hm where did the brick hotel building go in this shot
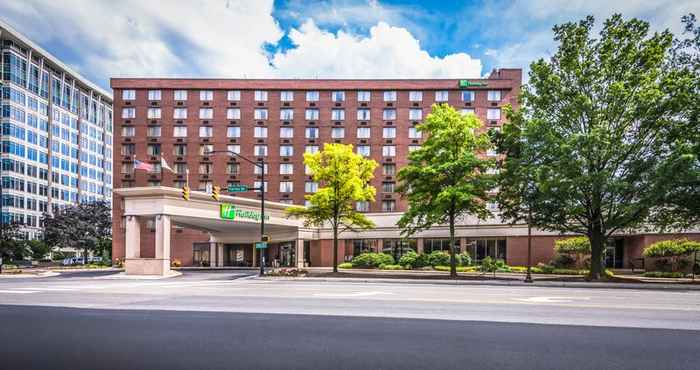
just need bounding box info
[111,69,698,270]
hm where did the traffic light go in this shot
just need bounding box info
[262,234,271,243]
[182,186,190,201]
[212,186,221,201]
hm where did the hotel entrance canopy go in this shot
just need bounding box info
[114,187,314,275]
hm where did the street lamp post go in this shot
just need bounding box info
[205,150,266,276]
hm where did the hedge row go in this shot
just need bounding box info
[642,239,700,258]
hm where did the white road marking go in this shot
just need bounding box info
[313,291,393,298]
[514,296,591,303]
[0,289,38,294]
[16,287,77,291]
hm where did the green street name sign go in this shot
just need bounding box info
[459,80,487,88]
[227,185,248,192]
[220,204,270,222]
[255,242,268,249]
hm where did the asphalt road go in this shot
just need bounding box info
[1,270,699,369]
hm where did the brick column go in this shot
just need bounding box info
[296,239,305,268]
[154,214,171,261]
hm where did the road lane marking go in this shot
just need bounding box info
[514,296,591,303]
[313,291,393,297]
[0,289,38,294]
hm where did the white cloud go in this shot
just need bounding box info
[271,20,482,79]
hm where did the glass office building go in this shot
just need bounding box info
[1,20,113,240]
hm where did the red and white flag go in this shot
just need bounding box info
[161,157,175,173]
[133,160,154,172]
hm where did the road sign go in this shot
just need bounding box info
[227,184,249,192]
[255,242,268,249]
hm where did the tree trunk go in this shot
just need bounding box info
[0,256,3,274]
[84,247,89,265]
[449,212,457,279]
[589,227,605,280]
[332,223,338,273]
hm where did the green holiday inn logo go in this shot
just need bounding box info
[459,80,487,88]
[220,203,270,221]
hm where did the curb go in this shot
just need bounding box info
[255,276,700,291]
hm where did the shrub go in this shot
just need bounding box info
[552,254,576,269]
[379,264,405,270]
[643,239,700,257]
[170,259,182,268]
[433,265,476,272]
[338,262,353,269]
[643,271,685,278]
[414,253,432,268]
[456,251,472,266]
[398,251,418,268]
[427,251,450,267]
[536,262,555,274]
[351,253,395,268]
[554,237,591,254]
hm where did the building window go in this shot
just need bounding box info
[147,108,161,119]
[280,163,294,175]
[383,164,395,176]
[199,181,213,192]
[487,90,501,102]
[382,145,396,157]
[280,109,294,120]
[254,163,268,174]
[280,91,294,102]
[280,181,294,193]
[409,91,423,102]
[174,163,188,175]
[121,144,135,155]
[254,127,268,138]
[435,90,449,102]
[148,90,161,101]
[173,126,188,137]
[254,90,268,101]
[305,145,319,154]
[357,127,371,138]
[227,144,240,154]
[280,145,294,157]
[227,163,240,175]
[357,145,370,156]
[280,127,294,138]
[357,109,371,121]
[199,126,213,137]
[199,163,213,175]
[227,90,241,101]
[383,127,396,139]
[227,108,241,120]
[174,90,188,101]
[305,109,319,120]
[382,239,417,262]
[121,108,135,119]
[382,200,396,212]
[471,239,507,261]
[355,201,370,212]
[424,238,456,253]
[253,181,268,193]
[199,144,214,155]
[173,145,187,156]
[462,91,474,102]
[408,127,422,139]
[199,108,213,119]
[383,91,397,101]
[227,126,240,138]
[174,108,187,119]
[305,127,319,139]
[382,182,395,193]
[147,126,161,137]
[254,109,268,120]
[383,109,396,120]
[306,91,319,101]
[487,108,501,120]
[305,181,318,193]
[122,90,135,100]
[462,108,475,116]
[254,145,268,156]
[331,109,345,121]
[331,127,345,139]
[409,109,422,121]
[200,90,213,101]
[122,126,135,137]
[332,91,345,102]
[357,91,371,102]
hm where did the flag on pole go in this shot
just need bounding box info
[161,157,175,173]
[133,159,154,172]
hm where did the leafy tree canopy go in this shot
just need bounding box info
[42,200,112,263]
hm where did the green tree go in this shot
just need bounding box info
[26,239,51,261]
[42,200,112,264]
[506,14,697,279]
[286,143,377,272]
[0,222,28,273]
[397,103,495,279]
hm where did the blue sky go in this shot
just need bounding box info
[0,0,697,91]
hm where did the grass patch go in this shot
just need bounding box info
[642,271,686,278]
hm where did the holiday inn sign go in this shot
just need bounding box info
[459,80,487,88]
[220,204,270,222]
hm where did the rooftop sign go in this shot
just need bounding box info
[459,80,487,88]
[220,204,269,222]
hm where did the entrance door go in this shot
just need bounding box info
[224,244,250,267]
[604,239,624,268]
[278,242,296,267]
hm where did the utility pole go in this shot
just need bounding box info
[259,159,265,276]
